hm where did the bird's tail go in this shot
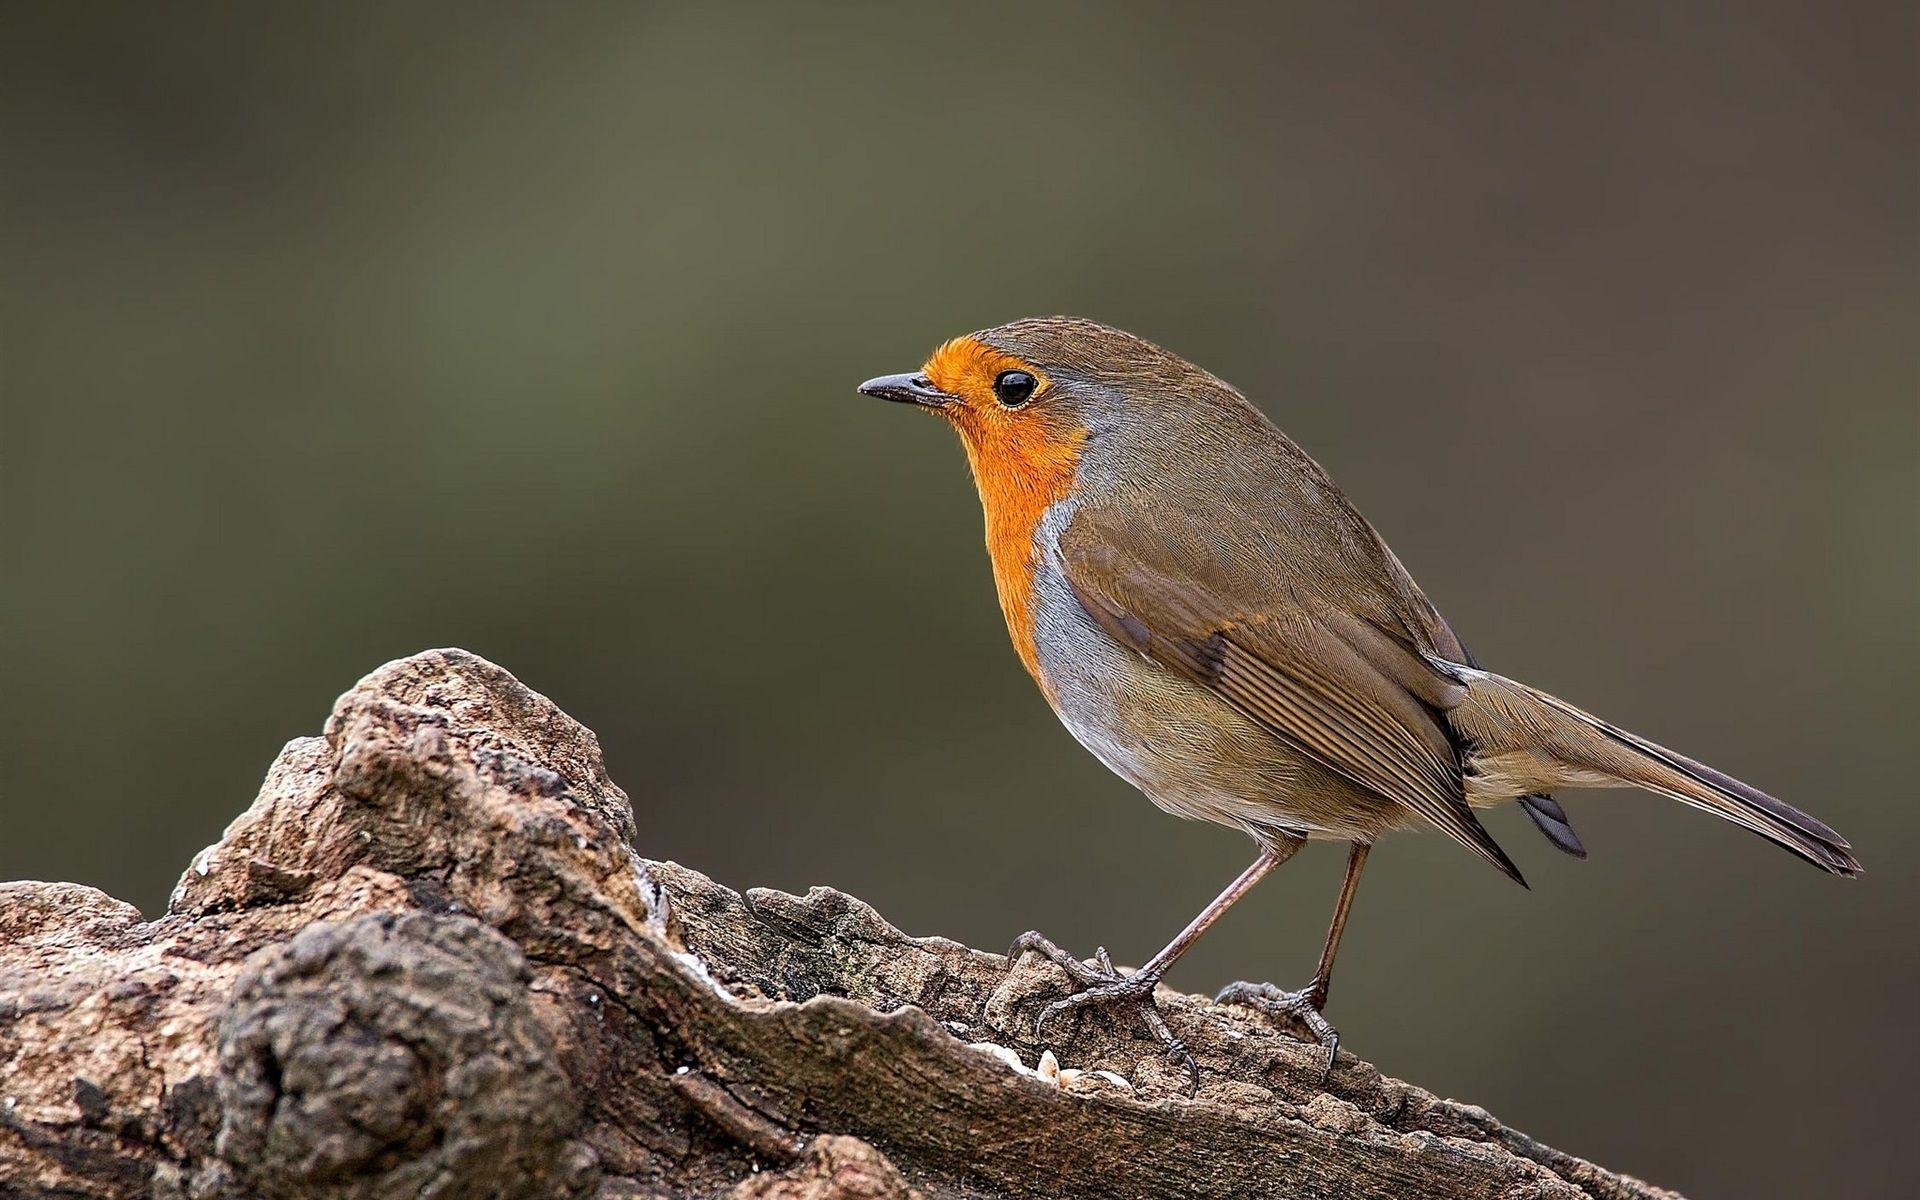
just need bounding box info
[1442,664,1860,876]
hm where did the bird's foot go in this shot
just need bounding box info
[1216,978,1339,1083]
[1006,930,1197,1094]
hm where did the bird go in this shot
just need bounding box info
[857,317,1860,1088]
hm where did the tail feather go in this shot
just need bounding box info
[1552,699,1861,876]
[1518,793,1587,859]
[1443,663,1860,877]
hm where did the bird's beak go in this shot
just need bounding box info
[858,372,953,408]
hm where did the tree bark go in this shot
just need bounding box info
[0,650,1681,1199]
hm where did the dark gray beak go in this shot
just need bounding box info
[858,372,953,408]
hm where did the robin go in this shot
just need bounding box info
[858,317,1859,1087]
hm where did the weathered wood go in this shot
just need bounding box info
[0,649,1681,1199]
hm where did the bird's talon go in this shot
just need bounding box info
[1165,1038,1200,1096]
[1034,995,1078,1036]
[1217,979,1340,1084]
[1214,980,1274,1005]
[1008,931,1190,1077]
[1007,930,1051,961]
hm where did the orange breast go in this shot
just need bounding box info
[922,336,1088,694]
[950,414,1085,691]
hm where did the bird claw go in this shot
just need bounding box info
[1033,968,1156,1034]
[1007,930,1197,1095]
[1216,979,1339,1084]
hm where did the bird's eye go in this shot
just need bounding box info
[993,370,1037,408]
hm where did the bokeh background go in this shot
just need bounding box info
[5,4,1915,1195]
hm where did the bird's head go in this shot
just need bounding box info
[860,318,1247,679]
[858,316,1232,502]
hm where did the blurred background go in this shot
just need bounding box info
[4,3,1914,1195]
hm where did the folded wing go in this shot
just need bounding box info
[1059,508,1525,883]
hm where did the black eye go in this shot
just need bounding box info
[993,370,1037,407]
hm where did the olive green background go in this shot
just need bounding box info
[4,4,1915,1196]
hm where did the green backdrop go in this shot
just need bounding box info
[5,5,1915,1195]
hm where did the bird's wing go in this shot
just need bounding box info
[1058,506,1524,883]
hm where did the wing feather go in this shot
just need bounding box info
[1061,513,1523,883]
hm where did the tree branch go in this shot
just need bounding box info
[0,650,1681,1199]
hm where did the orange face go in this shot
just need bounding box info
[917,336,1088,690]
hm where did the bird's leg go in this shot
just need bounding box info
[1008,835,1303,1092]
[1217,840,1371,1082]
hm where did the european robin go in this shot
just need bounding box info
[859,317,1859,1087]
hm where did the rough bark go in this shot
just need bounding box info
[0,649,1681,1199]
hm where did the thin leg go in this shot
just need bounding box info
[1008,835,1304,1093]
[1141,837,1302,976]
[1311,840,1370,1005]
[1217,840,1372,1083]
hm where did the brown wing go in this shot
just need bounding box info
[1059,510,1524,883]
